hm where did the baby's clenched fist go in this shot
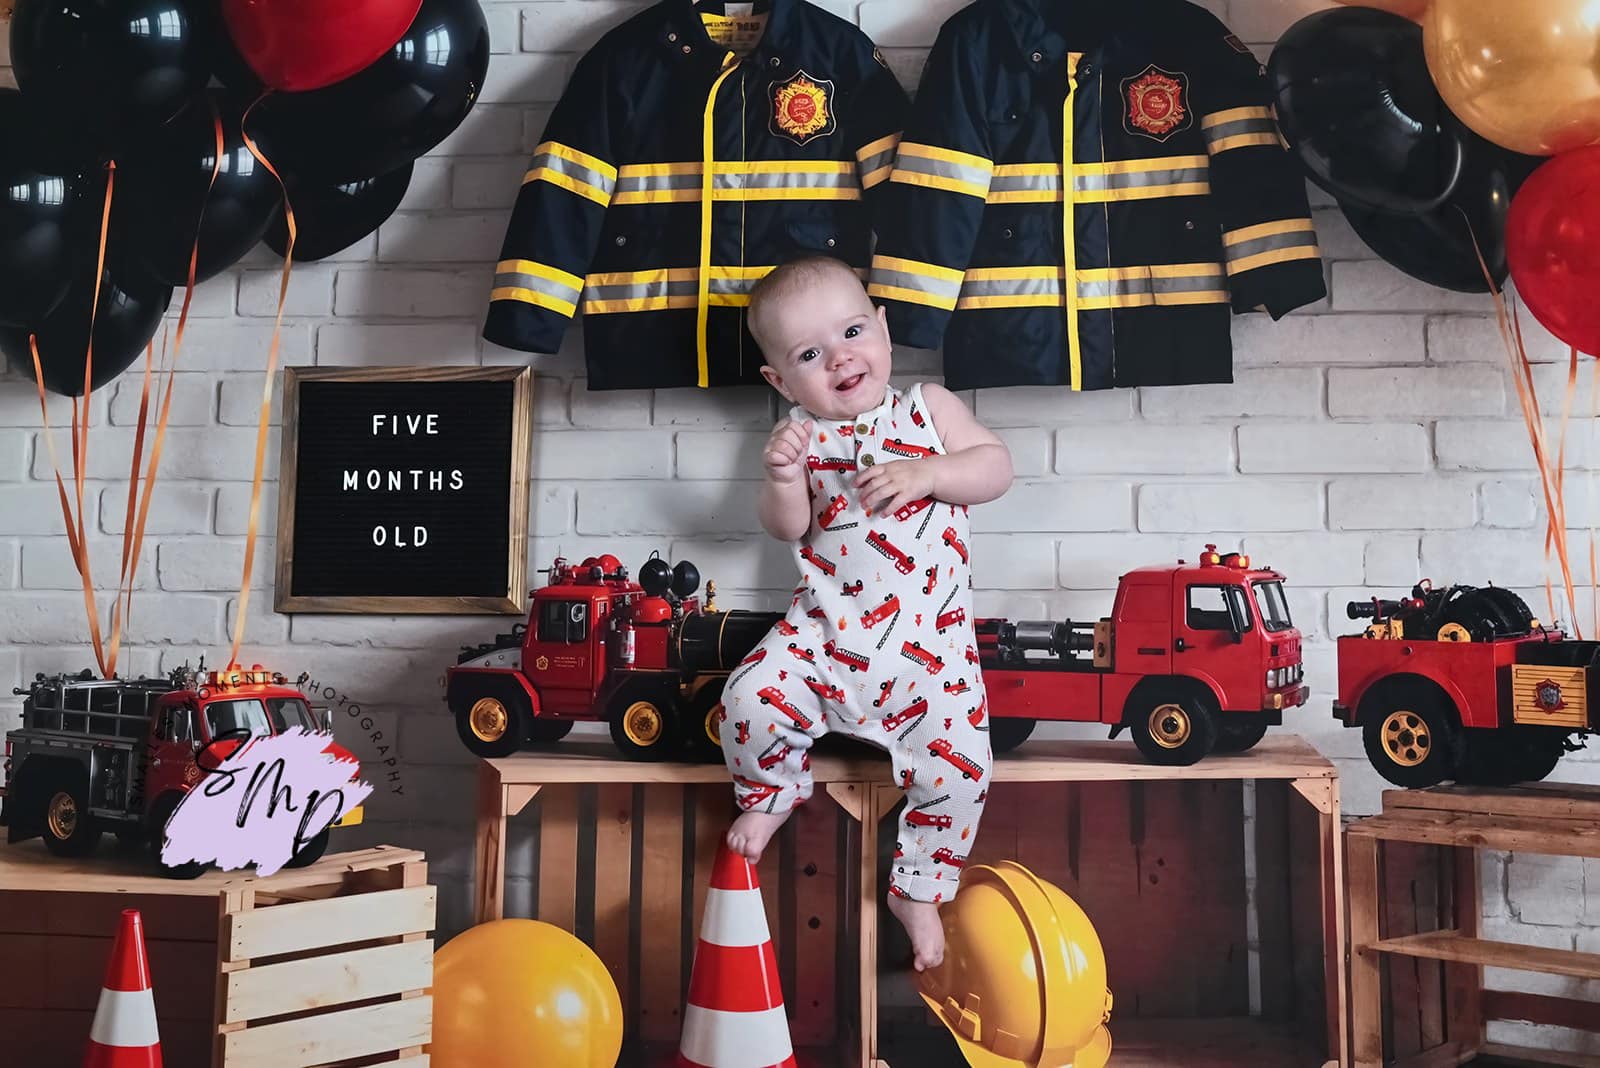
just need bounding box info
[763,418,814,484]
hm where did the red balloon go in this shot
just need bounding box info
[1507,145,1600,356]
[220,0,423,92]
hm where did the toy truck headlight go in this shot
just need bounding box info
[1267,668,1281,689]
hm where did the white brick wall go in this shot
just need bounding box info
[2,2,1596,1053]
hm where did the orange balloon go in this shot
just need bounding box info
[1424,0,1600,157]
[1335,0,1429,21]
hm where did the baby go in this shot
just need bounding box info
[719,254,1013,971]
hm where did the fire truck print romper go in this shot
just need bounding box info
[722,382,990,903]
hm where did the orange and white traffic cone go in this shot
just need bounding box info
[84,908,162,1068]
[676,842,797,1068]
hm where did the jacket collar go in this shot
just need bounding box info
[663,0,800,65]
[1000,0,1068,70]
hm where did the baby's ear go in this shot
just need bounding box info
[877,303,890,341]
[759,364,791,401]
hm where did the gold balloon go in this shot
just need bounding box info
[1335,0,1430,22]
[1425,0,1600,157]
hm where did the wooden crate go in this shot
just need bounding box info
[0,841,434,1068]
[870,736,1346,1067]
[1349,783,1600,1068]
[477,736,1346,1068]
[475,743,871,1066]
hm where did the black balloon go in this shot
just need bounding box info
[114,91,284,286]
[264,163,414,262]
[8,0,211,154]
[1270,8,1465,214]
[187,0,266,93]
[0,248,174,396]
[0,90,93,328]
[251,0,489,184]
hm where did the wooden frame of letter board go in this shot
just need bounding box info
[274,365,532,614]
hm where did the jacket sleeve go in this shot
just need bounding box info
[1197,30,1326,319]
[482,48,621,354]
[844,46,911,227]
[867,22,993,351]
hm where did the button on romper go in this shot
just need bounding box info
[722,382,991,903]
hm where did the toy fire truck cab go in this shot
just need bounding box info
[979,545,1306,766]
[1335,582,1590,788]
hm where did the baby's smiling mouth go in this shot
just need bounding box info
[836,373,864,392]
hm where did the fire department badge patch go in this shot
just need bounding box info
[1123,65,1192,142]
[1535,678,1567,712]
[770,70,837,145]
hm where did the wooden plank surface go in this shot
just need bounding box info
[1478,1042,1600,1068]
[225,886,436,961]
[0,1007,212,1068]
[220,994,432,1068]
[1444,846,1484,1056]
[791,797,840,1046]
[0,840,423,894]
[591,782,634,1026]
[0,931,215,1018]
[1372,930,1600,980]
[1385,782,1600,823]
[536,785,580,931]
[1485,990,1600,1034]
[1347,811,1600,858]
[223,939,434,1023]
[483,735,1334,787]
[637,783,683,1043]
[1253,780,1294,1022]
[1348,833,1383,1068]
[1383,843,1426,1059]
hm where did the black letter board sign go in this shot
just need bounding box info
[275,366,532,614]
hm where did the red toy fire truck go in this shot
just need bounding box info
[1335,581,1592,787]
[447,544,1306,767]
[2,664,364,876]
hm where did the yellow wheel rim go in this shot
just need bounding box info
[47,791,78,840]
[1149,704,1192,749]
[469,698,509,743]
[1437,623,1471,643]
[705,701,725,747]
[1381,709,1430,767]
[624,701,665,747]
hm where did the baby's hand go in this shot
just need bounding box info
[763,418,814,485]
[857,458,936,517]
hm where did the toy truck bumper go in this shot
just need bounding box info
[1332,701,1354,726]
[333,804,364,828]
[1267,685,1309,712]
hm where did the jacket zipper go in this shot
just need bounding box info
[1064,52,1083,391]
[698,50,741,388]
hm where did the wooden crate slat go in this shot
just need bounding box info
[223,939,434,1023]
[1479,1041,1600,1068]
[1385,782,1600,822]
[1485,989,1600,1034]
[638,783,684,1043]
[791,796,839,1045]
[1383,842,1426,1059]
[690,784,730,957]
[1012,782,1076,897]
[1347,811,1600,858]
[225,886,436,961]
[1069,782,1143,1011]
[1371,930,1600,981]
[220,994,432,1068]
[0,1007,213,1068]
[537,784,580,932]
[591,782,634,1026]
[1253,780,1294,1022]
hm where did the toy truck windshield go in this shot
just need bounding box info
[202,696,319,738]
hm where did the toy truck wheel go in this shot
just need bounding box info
[608,683,680,760]
[1129,689,1217,766]
[1213,716,1270,753]
[284,828,330,868]
[1361,691,1458,788]
[452,689,532,759]
[682,681,728,763]
[41,772,101,858]
[148,793,208,879]
[989,716,1035,754]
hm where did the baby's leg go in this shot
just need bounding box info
[719,631,830,864]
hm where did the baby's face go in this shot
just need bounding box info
[758,275,892,420]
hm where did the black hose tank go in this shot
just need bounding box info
[673,610,784,673]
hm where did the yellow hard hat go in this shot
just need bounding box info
[918,861,1114,1068]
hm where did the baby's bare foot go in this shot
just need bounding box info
[726,809,791,865]
[886,892,945,971]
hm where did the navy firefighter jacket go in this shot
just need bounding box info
[868,0,1327,391]
[483,0,908,390]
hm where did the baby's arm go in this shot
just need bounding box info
[856,384,1012,515]
[760,417,814,541]
[916,383,1013,506]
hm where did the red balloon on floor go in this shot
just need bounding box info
[1506,145,1600,356]
[221,0,423,92]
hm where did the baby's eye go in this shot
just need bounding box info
[799,347,820,362]
[844,324,862,339]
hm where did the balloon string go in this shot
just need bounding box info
[1516,300,1580,635]
[1590,353,1598,639]
[1541,343,1580,635]
[107,101,223,674]
[230,92,295,670]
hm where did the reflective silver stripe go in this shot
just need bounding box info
[708,276,759,296]
[1203,116,1278,149]
[712,171,856,191]
[529,150,616,197]
[493,268,582,305]
[872,268,965,302]
[989,172,1061,195]
[1225,229,1319,264]
[1077,276,1150,300]
[1075,165,1209,192]
[960,276,1062,298]
[858,145,897,176]
[1149,268,1226,295]
[894,151,992,189]
[584,278,698,302]
[615,172,702,195]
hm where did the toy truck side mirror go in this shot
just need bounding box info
[1226,593,1248,644]
[318,706,333,733]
